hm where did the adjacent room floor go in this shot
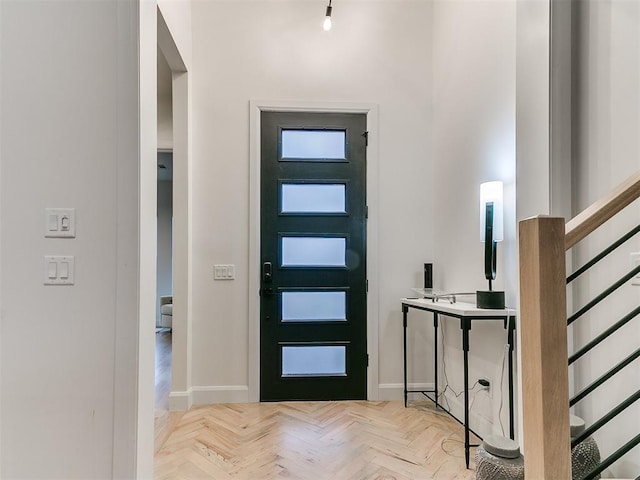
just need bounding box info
[155,330,184,454]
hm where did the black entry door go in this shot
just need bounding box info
[260,111,367,401]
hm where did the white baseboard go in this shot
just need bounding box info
[168,390,192,411]
[378,383,434,401]
[191,385,249,405]
[169,386,250,410]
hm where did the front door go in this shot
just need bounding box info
[260,111,367,401]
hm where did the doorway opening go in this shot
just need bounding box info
[154,45,174,449]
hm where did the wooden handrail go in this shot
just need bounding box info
[517,172,640,478]
[565,171,640,250]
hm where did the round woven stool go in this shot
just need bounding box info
[475,434,524,480]
[571,415,601,480]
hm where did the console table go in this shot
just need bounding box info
[401,298,516,469]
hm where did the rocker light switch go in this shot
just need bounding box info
[48,214,58,232]
[44,256,75,285]
[59,261,69,279]
[47,261,57,279]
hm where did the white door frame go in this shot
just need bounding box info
[135,4,191,477]
[248,100,380,402]
[157,9,193,412]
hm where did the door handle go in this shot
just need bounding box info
[263,262,273,283]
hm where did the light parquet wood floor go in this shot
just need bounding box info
[154,400,478,480]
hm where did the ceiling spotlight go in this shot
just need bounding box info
[323,0,332,31]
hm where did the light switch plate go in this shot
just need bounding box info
[44,256,75,285]
[45,208,76,238]
[214,264,235,280]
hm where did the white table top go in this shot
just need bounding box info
[402,297,516,317]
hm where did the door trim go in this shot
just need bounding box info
[249,100,380,402]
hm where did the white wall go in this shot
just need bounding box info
[514,0,554,453]
[0,0,4,471]
[431,0,517,438]
[137,2,159,477]
[158,96,173,150]
[188,0,434,402]
[157,180,173,325]
[0,1,142,478]
[571,0,640,475]
[0,0,4,470]
[516,0,552,222]
[158,49,174,150]
[158,0,193,71]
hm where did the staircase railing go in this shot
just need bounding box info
[518,171,640,479]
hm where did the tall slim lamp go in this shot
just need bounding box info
[477,181,505,309]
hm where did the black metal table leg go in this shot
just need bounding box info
[508,315,515,440]
[403,304,409,407]
[462,317,471,469]
[434,313,439,409]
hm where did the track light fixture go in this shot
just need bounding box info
[323,0,333,31]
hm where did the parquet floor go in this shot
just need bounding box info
[154,330,478,479]
[154,400,478,480]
